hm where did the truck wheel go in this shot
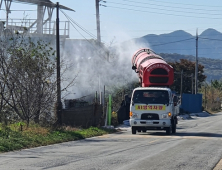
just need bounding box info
[172,123,176,134]
[132,127,136,134]
[138,130,141,132]
[142,129,146,132]
[166,126,171,135]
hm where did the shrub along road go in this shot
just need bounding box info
[0,112,222,170]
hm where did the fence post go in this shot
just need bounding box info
[95,91,97,103]
[100,91,102,105]
[103,85,105,116]
[105,102,108,126]
[108,94,112,125]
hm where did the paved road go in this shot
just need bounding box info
[1,112,222,170]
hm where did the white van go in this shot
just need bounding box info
[129,87,178,135]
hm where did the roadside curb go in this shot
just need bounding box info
[213,158,222,170]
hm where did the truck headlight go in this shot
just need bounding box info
[132,113,139,119]
[162,113,172,118]
[162,114,168,118]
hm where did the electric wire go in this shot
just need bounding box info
[199,37,222,41]
[60,10,97,40]
[108,1,222,14]
[12,0,56,6]
[6,0,222,50]
[2,1,107,47]
[60,9,111,62]
[151,38,194,47]
[60,10,97,46]
[151,47,217,51]
[60,9,108,46]
[106,5,222,20]
[199,52,222,54]
[6,0,222,37]
[0,9,36,11]
[11,0,74,11]
[102,32,222,38]
[123,0,222,8]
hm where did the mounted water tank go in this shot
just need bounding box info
[132,48,174,87]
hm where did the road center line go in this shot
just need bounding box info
[148,139,159,144]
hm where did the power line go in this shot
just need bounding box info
[60,10,95,42]
[60,9,110,58]
[154,47,218,51]
[140,38,222,43]
[108,1,222,14]
[142,34,222,38]
[106,5,222,20]
[60,10,98,40]
[61,11,108,45]
[101,30,222,38]
[60,10,110,46]
[12,0,56,6]
[199,52,222,54]
[0,9,36,11]
[151,38,194,47]
[125,0,222,8]
[142,35,193,38]
[199,37,222,41]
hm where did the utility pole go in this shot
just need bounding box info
[56,2,62,125]
[95,0,101,43]
[195,29,198,94]
[180,70,183,98]
[205,83,207,109]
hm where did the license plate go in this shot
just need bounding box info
[146,121,152,124]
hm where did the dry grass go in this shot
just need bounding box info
[201,86,222,112]
[23,126,50,136]
[64,126,80,131]
[205,109,222,114]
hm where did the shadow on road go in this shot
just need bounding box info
[141,131,222,138]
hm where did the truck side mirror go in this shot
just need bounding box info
[132,65,136,70]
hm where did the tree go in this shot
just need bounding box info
[211,80,222,91]
[168,59,206,94]
[200,81,222,111]
[0,32,57,126]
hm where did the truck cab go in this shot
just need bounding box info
[129,87,178,135]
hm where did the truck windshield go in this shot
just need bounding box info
[132,90,169,105]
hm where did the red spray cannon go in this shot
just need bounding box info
[132,48,174,87]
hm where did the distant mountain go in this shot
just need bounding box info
[132,28,222,60]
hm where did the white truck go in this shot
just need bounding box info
[129,87,179,135]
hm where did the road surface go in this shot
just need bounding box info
[0,112,222,170]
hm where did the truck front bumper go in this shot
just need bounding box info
[129,119,171,128]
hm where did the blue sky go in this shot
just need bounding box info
[2,0,222,44]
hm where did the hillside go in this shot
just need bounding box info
[133,28,222,60]
[160,53,222,81]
